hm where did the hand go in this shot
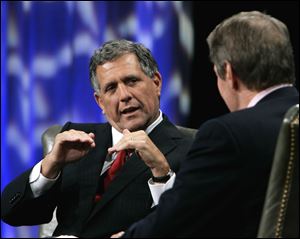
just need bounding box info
[54,235,78,238]
[108,129,170,177]
[41,130,95,178]
[110,231,125,238]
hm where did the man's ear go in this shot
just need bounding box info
[224,62,239,90]
[153,72,162,97]
[94,92,105,114]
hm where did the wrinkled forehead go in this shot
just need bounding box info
[95,54,143,84]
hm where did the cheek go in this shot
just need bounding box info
[144,90,159,108]
[217,79,225,98]
[102,97,117,114]
[217,79,232,108]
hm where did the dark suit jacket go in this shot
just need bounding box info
[124,87,299,237]
[1,115,193,237]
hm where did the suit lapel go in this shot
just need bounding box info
[77,123,112,220]
[148,116,179,156]
[88,152,147,219]
[86,116,180,222]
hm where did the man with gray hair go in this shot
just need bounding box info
[117,11,299,237]
[1,40,194,237]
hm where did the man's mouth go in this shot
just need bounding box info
[121,106,139,114]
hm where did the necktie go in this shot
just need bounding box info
[94,150,127,202]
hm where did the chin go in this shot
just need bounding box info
[126,125,144,132]
[124,120,146,132]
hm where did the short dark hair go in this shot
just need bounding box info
[207,11,295,90]
[89,39,158,93]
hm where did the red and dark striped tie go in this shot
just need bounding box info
[94,150,127,202]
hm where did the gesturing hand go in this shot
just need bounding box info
[41,129,96,178]
[108,129,170,177]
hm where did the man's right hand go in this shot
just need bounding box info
[41,130,96,179]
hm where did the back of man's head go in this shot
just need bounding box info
[207,11,296,91]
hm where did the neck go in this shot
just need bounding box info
[235,88,258,111]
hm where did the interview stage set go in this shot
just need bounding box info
[1,1,299,238]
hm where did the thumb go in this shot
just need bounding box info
[110,231,125,238]
[122,129,131,135]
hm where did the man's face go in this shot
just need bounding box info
[94,53,162,132]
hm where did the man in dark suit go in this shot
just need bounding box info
[113,11,299,237]
[1,40,194,237]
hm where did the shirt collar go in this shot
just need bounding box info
[247,84,293,108]
[111,110,163,146]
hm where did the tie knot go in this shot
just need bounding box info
[115,150,127,163]
[105,150,127,182]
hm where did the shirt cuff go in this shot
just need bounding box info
[29,160,60,198]
[148,172,176,206]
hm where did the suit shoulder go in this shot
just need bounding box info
[196,112,248,146]
[160,116,196,143]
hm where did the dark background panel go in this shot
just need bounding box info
[189,1,299,128]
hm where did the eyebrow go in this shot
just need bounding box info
[102,81,117,92]
[122,74,139,81]
[102,74,140,91]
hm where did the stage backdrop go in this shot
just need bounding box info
[1,1,193,238]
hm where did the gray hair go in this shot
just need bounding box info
[89,39,158,93]
[207,11,295,90]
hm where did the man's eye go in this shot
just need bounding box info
[105,85,115,92]
[127,77,138,84]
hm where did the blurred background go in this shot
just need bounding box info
[1,1,298,238]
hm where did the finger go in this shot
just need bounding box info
[75,131,95,146]
[58,131,95,148]
[107,142,128,153]
[88,133,96,147]
[77,131,94,143]
[88,132,95,139]
[122,129,131,135]
[114,139,138,152]
[70,141,93,151]
[108,130,144,153]
[135,148,141,158]
[110,231,125,238]
[107,147,117,154]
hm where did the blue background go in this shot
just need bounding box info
[1,1,193,237]
[1,1,298,238]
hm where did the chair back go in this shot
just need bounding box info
[258,104,299,238]
[41,125,62,156]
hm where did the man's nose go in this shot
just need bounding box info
[118,84,132,102]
